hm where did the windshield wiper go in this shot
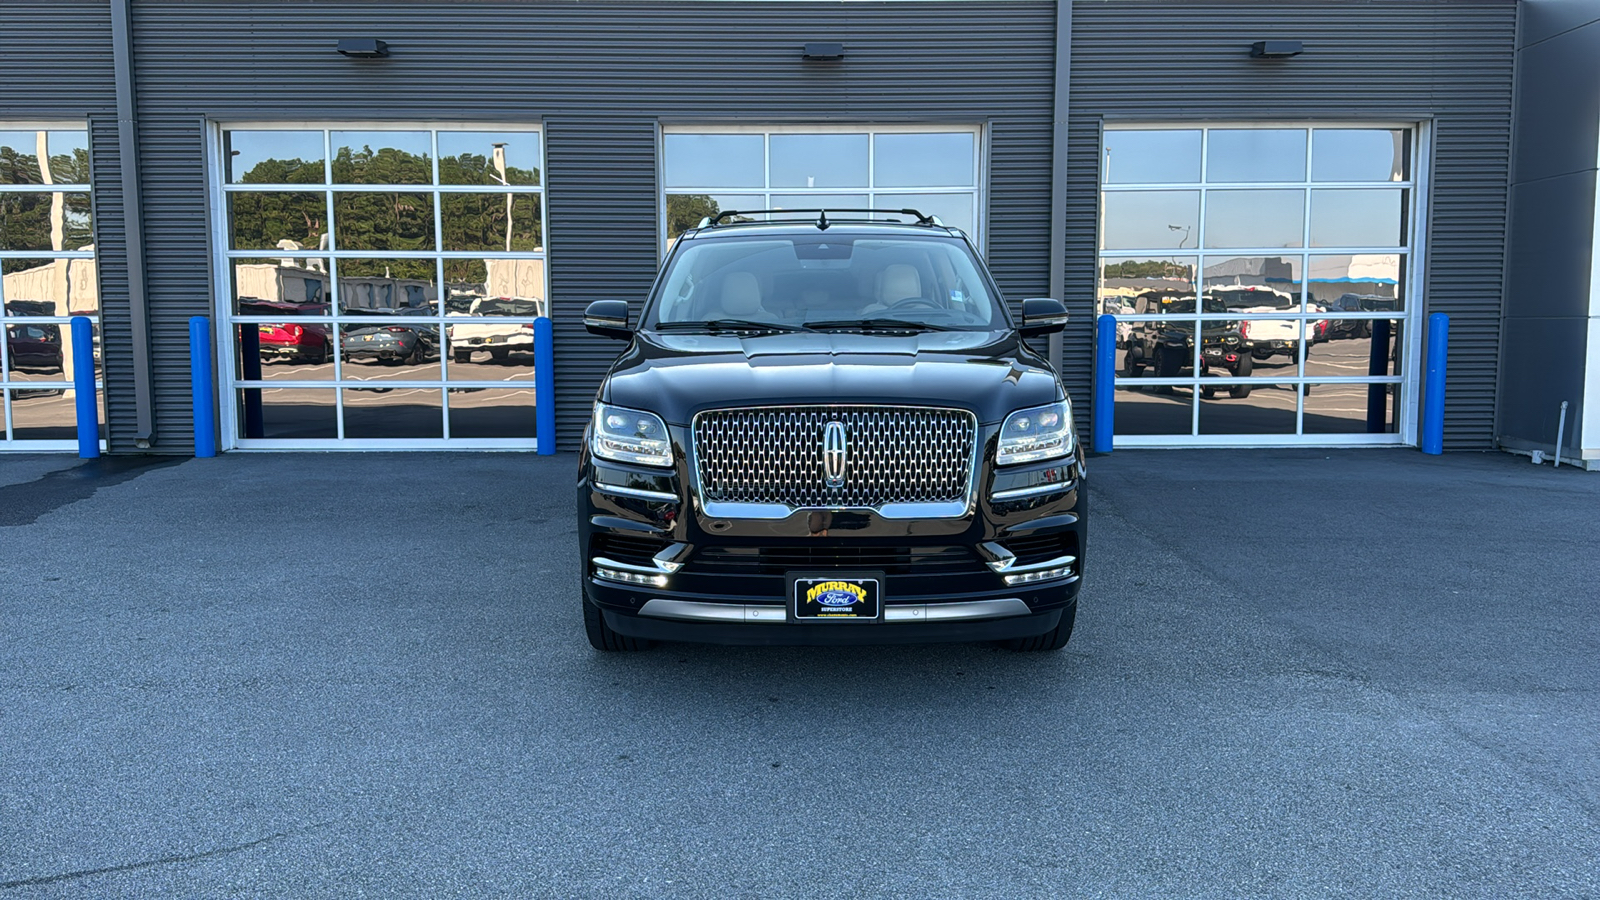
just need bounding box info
[654,319,814,334]
[801,317,956,332]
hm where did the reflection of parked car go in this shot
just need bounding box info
[1322,293,1400,340]
[1212,286,1323,363]
[340,311,438,365]
[1122,291,1254,398]
[239,299,331,364]
[446,296,543,363]
[6,321,65,373]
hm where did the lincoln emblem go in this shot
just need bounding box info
[822,420,847,488]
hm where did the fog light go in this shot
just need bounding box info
[1003,565,1074,586]
[595,566,668,588]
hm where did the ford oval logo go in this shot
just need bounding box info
[822,420,847,488]
[816,589,861,607]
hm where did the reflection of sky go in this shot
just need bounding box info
[665,134,764,188]
[227,131,325,179]
[330,130,430,160]
[437,132,540,180]
[771,134,868,188]
[1105,128,1404,185]
[874,133,974,188]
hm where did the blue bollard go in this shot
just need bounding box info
[1092,314,1116,453]
[190,316,217,458]
[1421,312,1448,455]
[70,316,99,458]
[534,316,555,454]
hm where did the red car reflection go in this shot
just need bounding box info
[240,299,331,365]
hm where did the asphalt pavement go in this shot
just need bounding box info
[1,448,1596,898]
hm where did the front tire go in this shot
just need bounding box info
[583,593,653,651]
[1005,604,1076,652]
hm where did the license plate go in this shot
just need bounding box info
[362,334,374,341]
[486,336,502,344]
[792,575,882,621]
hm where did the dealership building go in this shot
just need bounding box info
[2,0,1595,465]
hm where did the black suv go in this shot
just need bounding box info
[577,209,1086,652]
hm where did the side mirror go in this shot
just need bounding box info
[584,300,632,340]
[1019,298,1069,336]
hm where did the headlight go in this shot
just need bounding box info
[591,403,672,468]
[996,401,1074,467]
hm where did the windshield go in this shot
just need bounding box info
[1212,287,1295,311]
[644,235,1004,331]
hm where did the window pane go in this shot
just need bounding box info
[2,257,100,316]
[235,321,334,378]
[225,130,325,184]
[3,320,66,381]
[330,131,432,185]
[873,133,975,187]
[1203,189,1304,249]
[871,193,975,235]
[339,322,440,381]
[1201,256,1303,310]
[342,387,444,438]
[237,387,337,439]
[331,192,435,251]
[7,388,79,440]
[1198,387,1298,435]
[663,134,764,189]
[1304,382,1397,434]
[1099,256,1197,317]
[334,258,437,313]
[770,134,868,188]
[769,194,869,213]
[1112,384,1194,436]
[1312,130,1409,182]
[1101,191,1199,251]
[232,259,330,316]
[445,322,538,378]
[440,192,542,251]
[1304,319,1403,380]
[438,132,541,186]
[0,192,93,251]
[227,191,327,252]
[1103,130,1201,184]
[0,130,89,185]
[442,258,546,313]
[665,192,763,241]
[1307,254,1404,315]
[1310,189,1404,248]
[1206,129,1307,183]
[448,387,538,437]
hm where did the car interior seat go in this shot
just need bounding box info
[714,272,764,319]
[874,263,924,309]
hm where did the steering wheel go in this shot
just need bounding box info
[884,296,944,312]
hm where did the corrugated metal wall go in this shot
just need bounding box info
[119,0,1059,452]
[1069,0,1517,449]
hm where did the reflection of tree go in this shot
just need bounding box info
[440,153,538,187]
[0,192,93,252]
[440,192,540,251]
[331,146,431,185]
[238,156,323,185]
[332,192,433,253]
[0,145,89,185]
[666,194,752,237]
[230,190,326,249]
[1102,259,1193,280]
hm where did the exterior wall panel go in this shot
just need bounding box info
[1069,0,1517,449]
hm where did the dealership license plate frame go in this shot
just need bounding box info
[789,573,884,623]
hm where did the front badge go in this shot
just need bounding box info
[823,420,847,488]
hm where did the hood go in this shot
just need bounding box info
[602,330,1062,425]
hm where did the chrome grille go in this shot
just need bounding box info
[693,406,976,509]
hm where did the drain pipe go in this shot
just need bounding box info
[1554,400,1569,469]
[111,0,156,447]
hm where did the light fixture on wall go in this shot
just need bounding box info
[1250,40,1303,59]
[802,42,845,61]
[336,39,390,59]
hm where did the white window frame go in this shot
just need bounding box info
[207,121,550,451]
[1099,120,1430,449]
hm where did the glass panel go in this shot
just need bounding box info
[1197,387,1298,435]
[663,134,764,189]
[769,193,870,212]
[447,387,538,438]
[237,387,337,439]
[872,133,975,188]
[1303,383,1397,434]
[1099,256,1197,318]
[3,321,67,381]
[232,259,331,316]
[1119,320,1198,380]
[0,130,89,185]
[227,192,327,252]
[1307,254,1404,314]
[339,321,440,381]
[235,322,334,379]
[440,192,542,251]
[1303,319,1403,379]
[1203,189,1304,249]
[1103,130,1201,184]
[342,387,444,439]
[770,134,869,188]
[438,131,541,186]
[225,130,326,184]
[1205,129,1307,183]
[441,258,545,315]
[331,192,435,251]
[1310,189,1405,248]
[7,387,79,440]
[1312,129,1409,183]
[665,192,764,241]
[1202,256,1304,312]
[330,131,432,184]
[1111,385,1193,436]
[1101,191,1199,251]
[445,319,538,379]
[335,258,437,313]
[0,192,93,251]
[870,194,975,235]
[3,257,100,316]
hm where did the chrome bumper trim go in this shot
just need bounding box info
[991,479,1076,502]
[887,598,1032,621]
[986,553,1078,574]
[638,599,785,623]
[636,597,1033,624]
[700,500,968,520]
[596,482,678,503]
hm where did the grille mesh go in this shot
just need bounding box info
[693,406,976,508]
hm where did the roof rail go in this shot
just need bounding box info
[700,207,943,231]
